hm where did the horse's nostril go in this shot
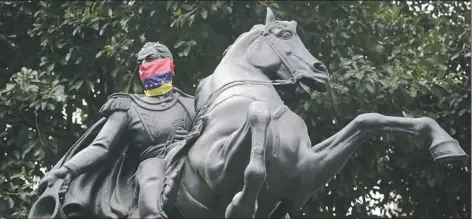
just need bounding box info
[313,62,327,73]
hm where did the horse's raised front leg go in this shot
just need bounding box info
[225,101,271,218]
[302,113,468,196]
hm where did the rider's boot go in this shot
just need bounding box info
[132,157,167,219]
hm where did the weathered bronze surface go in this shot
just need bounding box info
[30,8,468,219]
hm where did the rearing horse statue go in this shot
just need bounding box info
[161,8,468,218]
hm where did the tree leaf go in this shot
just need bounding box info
[90,22,99,31]
[33,149,41,157]
[5,84,15,92]
[201,7,208,19]
[95,50,104,58]
[166,1,173,11]
[87,81,94,90]
[65,51,71,62]
[71,80,84,91]
[365,83,374,94]
[47,63,55,72]
[8,197,14,208]
[182,45,192,56]
[408,87,417,98]
[225,6,232,14]
[174,41,186,48]
[99,22,110,36]
[47,103,55,111]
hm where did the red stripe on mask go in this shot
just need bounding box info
[139,58,175,81]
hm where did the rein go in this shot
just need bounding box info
[193,41,299,125]
[193,76,299,125]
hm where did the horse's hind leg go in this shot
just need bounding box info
[225,101,271,218]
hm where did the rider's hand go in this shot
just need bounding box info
[173,127,188,142]
[37,167,70,193]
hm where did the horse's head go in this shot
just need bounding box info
[238,8,330,97]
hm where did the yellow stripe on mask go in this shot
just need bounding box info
[144,82,173,96]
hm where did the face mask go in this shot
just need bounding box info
[138,58,175,96]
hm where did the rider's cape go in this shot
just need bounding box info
[29,88,194,218]
[29,94,139,218]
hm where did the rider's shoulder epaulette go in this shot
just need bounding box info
[99,93,131,117]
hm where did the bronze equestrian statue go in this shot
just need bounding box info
[29,42,195,218]
[159,8,468,219]
[29,8,468,219]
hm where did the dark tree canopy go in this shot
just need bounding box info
[0,1,470,218]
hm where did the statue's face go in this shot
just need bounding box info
[140,56,157,65]
[137,47,159,65]
[137,43,174,66]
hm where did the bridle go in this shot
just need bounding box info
[192,27,302,123]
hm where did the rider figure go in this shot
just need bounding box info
[33,42,195,218]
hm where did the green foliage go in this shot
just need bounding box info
[0,1,469,218]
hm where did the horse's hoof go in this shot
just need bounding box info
[429,139,468,164]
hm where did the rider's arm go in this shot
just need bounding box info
[62,111,128,177]
[62,94,130,177]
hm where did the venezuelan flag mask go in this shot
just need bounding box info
[139,58,175,96]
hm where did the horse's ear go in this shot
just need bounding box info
[265,7,276,25]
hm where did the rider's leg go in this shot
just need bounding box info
[225,101,271,218]
[132,157,167,219]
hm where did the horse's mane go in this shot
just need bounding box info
[222,24,265,57]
